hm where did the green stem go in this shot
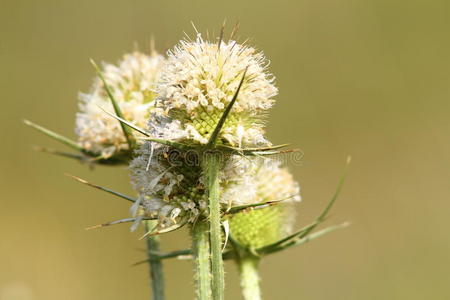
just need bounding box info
[144,221,165,300]
[192,221,212,300]
[205,152,225,300]
[238,255,262,300]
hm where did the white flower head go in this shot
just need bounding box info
[221,157,301,206]
[76,51,165,158]
[228,159,301,249]
[154,34,278,147]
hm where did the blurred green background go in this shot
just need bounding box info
[1,0,449,299]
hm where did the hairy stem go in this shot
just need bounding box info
[192,221,212,300]
[238,255,262,300]
[144,220,165,300]
[206,153,225,300]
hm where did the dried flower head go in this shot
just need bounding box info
[130,138,299,232]
[229,163,301,250]
[76,51,165,158]
[129,143,204,230]
[153,34,277,147]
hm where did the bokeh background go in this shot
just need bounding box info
[1,0,449,299]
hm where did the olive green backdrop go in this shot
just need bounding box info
[1,0,449,299]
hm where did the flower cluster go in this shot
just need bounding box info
[127,34,301,234]
[76,51,165,157]
[26,27,347,300]
[68,33,302,245]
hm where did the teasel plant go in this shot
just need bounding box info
[25,24,349,300]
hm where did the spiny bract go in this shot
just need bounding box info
[76,51,165,158]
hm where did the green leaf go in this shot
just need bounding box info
[207,67,248,148]
[90,59,136,149]
[66,174,137,203]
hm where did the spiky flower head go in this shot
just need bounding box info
[129,143,204,230]
[76,51,165,158]
[153,34,278,147]
[129,138,299,232]
[229,163,301,250]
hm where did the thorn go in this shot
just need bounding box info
[66,173,137,203]
[218,20,226,50]
[229,21,240,41]
[85,217,139,230]
[150,36,156,56]
[191,21,199,35]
